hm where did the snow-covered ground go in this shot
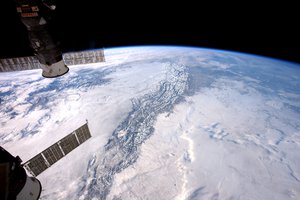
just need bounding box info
[109,76,300,199]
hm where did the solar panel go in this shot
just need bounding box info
[23,123,92,177]
[59,133,80,155]
[75,124,92,144]
[0,49,105,72]
[23,154,48,177]
[41,143,64,165]
[0,56,41,72]
[63,49,105,65]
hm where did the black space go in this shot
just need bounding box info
[1,1,299,64]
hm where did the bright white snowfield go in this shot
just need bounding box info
[1,46,300,200]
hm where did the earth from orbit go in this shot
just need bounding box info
[1,46,300,200]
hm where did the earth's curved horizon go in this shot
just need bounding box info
[1,45,300,200]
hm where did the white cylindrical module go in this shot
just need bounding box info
[16,176,42,200]
[41,60,69,78]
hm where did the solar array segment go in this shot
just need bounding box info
[23,123,91,176]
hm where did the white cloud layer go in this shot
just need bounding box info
[1,46,299,200]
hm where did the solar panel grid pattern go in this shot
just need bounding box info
[76,124,91,144]
[59,133,79,155]
[24,154,48,176]
[0,50,105,72]
[23,123,91,176]
[41,143,64,165]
